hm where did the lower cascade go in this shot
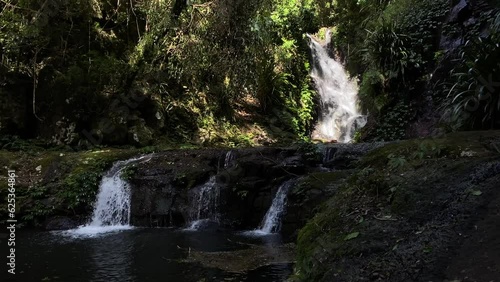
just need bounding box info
[308,30,366,143]
[68,155,151,236]
[187,176,220,230]
[248,179,296,235]
[223,150,235,169]
[322,146,336,164]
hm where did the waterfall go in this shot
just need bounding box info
[322,146,336,164]
[307,30,366,143]
[224,150,235,169]
[66,155,151,236]
[259,180,294,233]
[244,180,295,236]
[186,176,220,230]
[217,150,236,173]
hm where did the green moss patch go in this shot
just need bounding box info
[0,148,144,227]
[295,131,500,281]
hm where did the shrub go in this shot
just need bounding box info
[444,11,500,129]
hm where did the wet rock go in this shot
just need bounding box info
[182,243,296,273]
[277,155,306,174]
[125,145,385,231]
[322,142,386,169]
[44,216,78,230]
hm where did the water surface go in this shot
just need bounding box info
[10,228,293,282]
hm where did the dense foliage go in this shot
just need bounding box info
[0,0,320,147]
[1,0,499,147]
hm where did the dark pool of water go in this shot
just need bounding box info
[2,228,293,282]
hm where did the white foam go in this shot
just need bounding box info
[62,225,134,238]
[307,30,366,143]
[62,155,151,238]
[183,219,211,231]
[242,180,295,236]
[240,230,271,237]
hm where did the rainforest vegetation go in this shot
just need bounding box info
[1,0,499,149]
[1,1,500,281]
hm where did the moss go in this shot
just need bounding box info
[390,186,417,215]
[295,197,363,278]
[295,132,500,280]
[121,165,138,181]
[0,147,146,226]
[296,190,363,281]
[360,140,419,168]
[295,168,387,280]
[37,152,61,166]
[0,151,29,171]
[294,171,350,194]
[360,131,499,169]
[54,149,142,212]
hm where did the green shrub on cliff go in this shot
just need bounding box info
[444,11,500,129]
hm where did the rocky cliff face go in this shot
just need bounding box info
[127,147,318,230]
[124,143,387,235]
[0,141,382,233]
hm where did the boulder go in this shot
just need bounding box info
[128,119,153,147]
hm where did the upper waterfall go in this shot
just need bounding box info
[307,30,366,143]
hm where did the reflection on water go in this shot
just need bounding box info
[90,231,135,282]
[11,228,293,282]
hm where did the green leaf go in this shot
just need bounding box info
[470,190,483,196]
[344,232,360,241]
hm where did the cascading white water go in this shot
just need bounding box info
[194,176,219,220]
[308,30,366,143]
[244,180,295,236]
[66,155,151,236]
[322,146,336,164]
[186,176,220,230]
[224,150,235,169]
[89,162,133,227]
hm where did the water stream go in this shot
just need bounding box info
[187,176,220,230]
[66,155,151,237]
[245,180,295,236]
[308,30,366,143]
[224,150,235,169]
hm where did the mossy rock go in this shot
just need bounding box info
[0,147,144,227]
[128,122,153,147]
[295,131,500,281]
[291,171,351,203]
[360,131,499,169]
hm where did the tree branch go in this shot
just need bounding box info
[32,49,42,121]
